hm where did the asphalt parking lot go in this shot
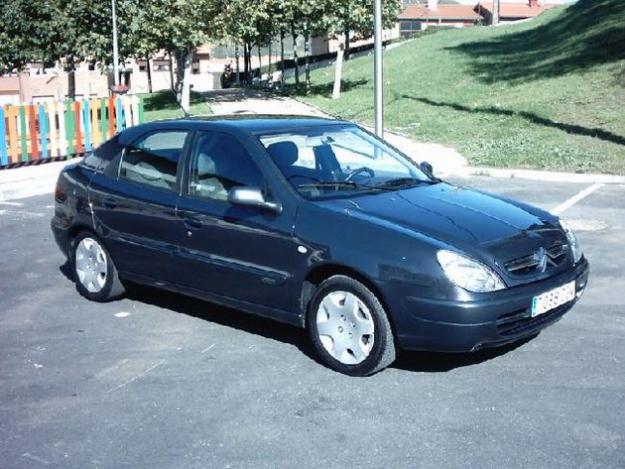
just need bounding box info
[1,175,624,469]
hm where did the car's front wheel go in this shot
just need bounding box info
[307,275,396,376]
[71,231,125,302]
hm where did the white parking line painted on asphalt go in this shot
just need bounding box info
[0,201,24,206]
[106,360,165,394]
[552,183,604,215]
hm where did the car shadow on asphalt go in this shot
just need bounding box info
[123,281,322,365]
[59,262,536,374]
[393,337,534,373]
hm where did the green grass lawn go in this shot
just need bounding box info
[295,0,625,174]
[142,90,211,122]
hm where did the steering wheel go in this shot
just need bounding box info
[344,166,375,183]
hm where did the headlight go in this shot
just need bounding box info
[437,250,506,293]
[560,220,583,263]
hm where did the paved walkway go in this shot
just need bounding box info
[0,159,77,202]
[205,89,468,176]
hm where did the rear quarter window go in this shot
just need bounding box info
[81,136,124,172]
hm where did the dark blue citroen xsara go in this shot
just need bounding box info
[51,116,589,375]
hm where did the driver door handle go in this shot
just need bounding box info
[179,211,203,230]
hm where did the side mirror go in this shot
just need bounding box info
[228,186,282,214]
[419,161,434,176]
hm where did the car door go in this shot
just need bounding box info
[174,130,298,313]
[89,129,190,282]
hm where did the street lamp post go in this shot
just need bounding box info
[112,0,120,86]
[373,0,383,138]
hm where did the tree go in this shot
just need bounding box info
[140,0,218,112]
[0,1,65,74]
[214,0,277,84]
[289,1,333,93]
[329,0,401,99]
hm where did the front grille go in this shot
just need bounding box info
[496,302,572,336]
[504,243,569,275]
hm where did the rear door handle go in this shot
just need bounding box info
[102,197,118,209]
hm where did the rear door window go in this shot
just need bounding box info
[119,130,189,191]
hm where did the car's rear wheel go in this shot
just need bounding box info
[307,275,396,376]
[71,231,125,302]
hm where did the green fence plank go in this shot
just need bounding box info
[19,106,28,162]
[65,101,75,157]
[100,99,108,141]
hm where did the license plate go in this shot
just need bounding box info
[531,281,576,317]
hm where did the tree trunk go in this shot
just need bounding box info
[332,36,345,100]
[243,43,248,84]
[67,67,76,100]
[280,30,285,87]
[179,48,193,114]
[268,42,272,79]
[235,44,240,85]
[168,53,175,91]
[292,26,300,87]
[257,45,262,80]
[146,56,153,93]
[304,27,311,94]
[174,49,185,103]
[344,30,351,61]
[492,0,500,25]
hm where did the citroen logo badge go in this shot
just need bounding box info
[534,247,548,273]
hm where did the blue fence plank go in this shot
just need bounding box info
[115,97,124,133]
[38,104,48,159]
[0,107,7,166]
[82,99,92,152]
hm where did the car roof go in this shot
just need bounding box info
[121,114,352,141]
[185,114,350,133]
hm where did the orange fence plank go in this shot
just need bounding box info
[27,104,39,160]
[107,98,116,137]
[73,101,84,154]
[7,106,19,164]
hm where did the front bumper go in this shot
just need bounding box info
[395,258,589,352]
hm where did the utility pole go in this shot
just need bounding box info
[111,0,120,86]
[373,0,383,138]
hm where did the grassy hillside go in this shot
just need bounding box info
[297,0,625,174]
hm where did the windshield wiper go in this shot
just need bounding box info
[298,181,371,190]
[373,177,438,189]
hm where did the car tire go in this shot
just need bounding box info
[307,275,397,376]
[70,231,125,302]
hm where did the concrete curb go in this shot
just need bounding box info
[457,166,625,184]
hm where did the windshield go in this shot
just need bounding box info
[259,125,433,199]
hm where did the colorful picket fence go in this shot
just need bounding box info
[0,95,144,168]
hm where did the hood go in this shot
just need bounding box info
[316,183,563,258]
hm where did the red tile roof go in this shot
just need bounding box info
[477,2,559,19]
[398,4,481,21]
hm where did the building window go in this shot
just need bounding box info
[153,61,170,72]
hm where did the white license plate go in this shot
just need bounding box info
[531,281,576,317]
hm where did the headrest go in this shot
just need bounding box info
[196,153,216,177]
[267,141,298,169]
